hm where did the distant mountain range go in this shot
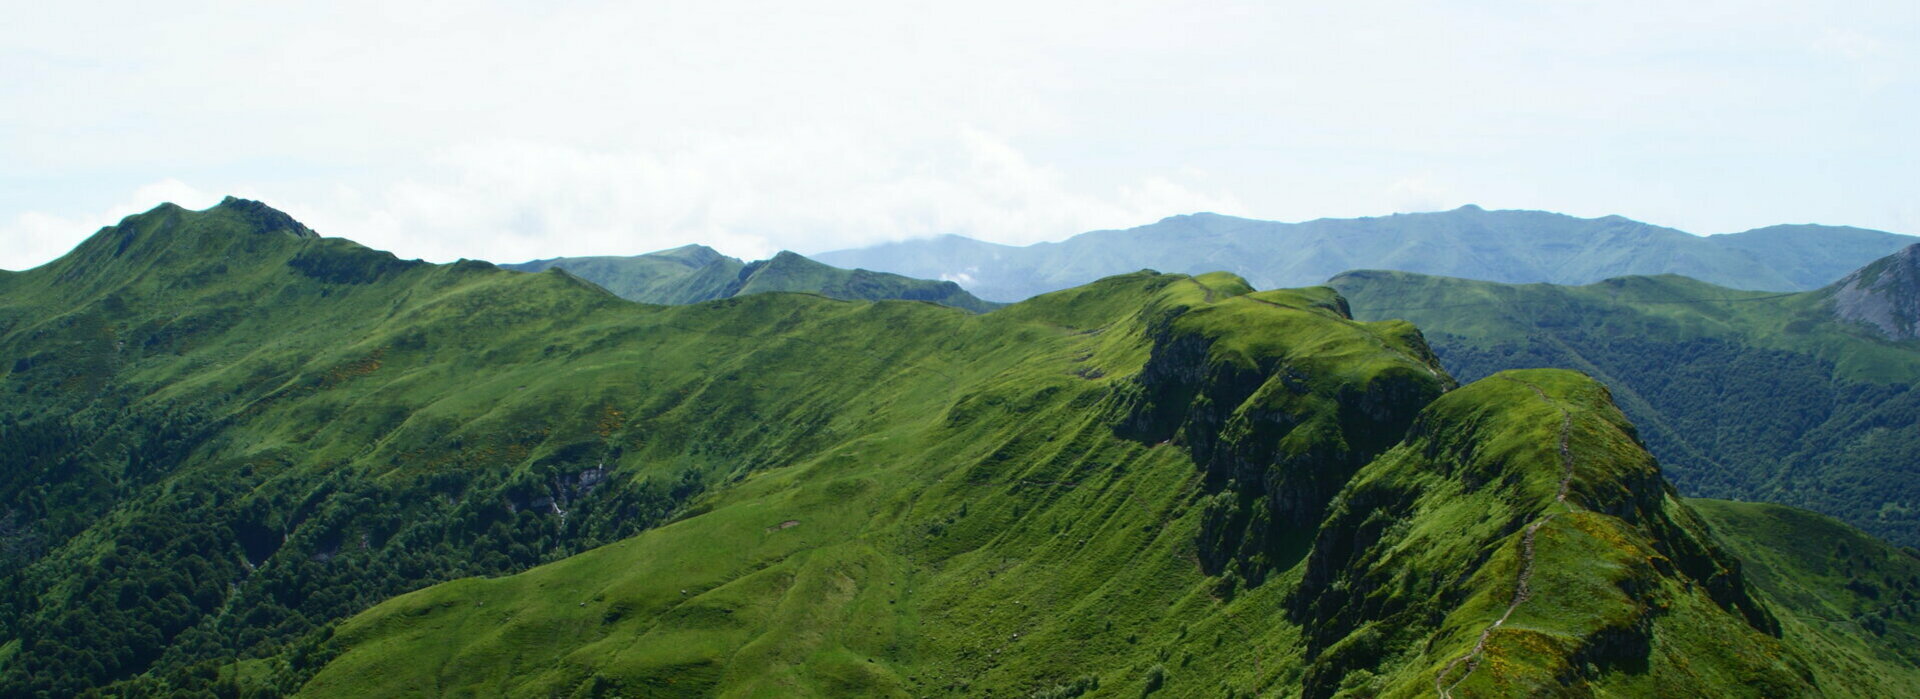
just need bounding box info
[816,206,1918,302]
[1332,242,1920,546]
[505,246,999,313]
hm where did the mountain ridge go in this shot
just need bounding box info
[817,206,1917,302]
[505,246,999,312]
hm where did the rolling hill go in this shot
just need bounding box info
[816,207,1916,302]
[505,247,999,313]
[1,199,1916,696]
[1331,245,1920,547]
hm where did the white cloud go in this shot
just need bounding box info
[2,180,222,270]
[1,1,1915,270]
[1383,174,1456,214]
[218,127,1240,265]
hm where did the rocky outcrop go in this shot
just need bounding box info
[1116,286,1449,582]
[214,196,319,238]
[1829,243,1920,340]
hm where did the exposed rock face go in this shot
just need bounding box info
[1830,243,1920,340]
[1116,286,1449,583]
[216,196,319,238]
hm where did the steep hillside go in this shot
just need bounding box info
[816,207,1915,302]
[1331,260,1920,546]
[505,247,998,312]
[1692,499,1920,676]
[300,364,1920,697]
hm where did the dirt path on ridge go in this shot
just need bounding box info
[1435,379,1577,698]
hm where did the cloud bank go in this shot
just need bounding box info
[3,1,1914,270]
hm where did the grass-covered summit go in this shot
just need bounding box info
[505,246,999,312]
[3,199,1917,696]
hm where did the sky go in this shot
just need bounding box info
[2,0,1915,270]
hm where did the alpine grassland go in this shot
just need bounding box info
[2,200,1917,696]
[1332,265,1920,547]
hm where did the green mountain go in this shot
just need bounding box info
[505,247,1000,313]
[299,369,1920,697]
[1330,246,1920,547]
[3,199,1917,696]
[815,207,1916,302]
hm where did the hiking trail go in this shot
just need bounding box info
[1435,379,1577,698]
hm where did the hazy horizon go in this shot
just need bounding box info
[18,198,1918,273]
[4,2,1915,270]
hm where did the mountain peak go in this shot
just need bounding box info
[211,196,317,238]
[647,243,730,268]
[736,250,828,282]
[764,249,814,265]
[1828,242,1920,339]
[33,197,319,285]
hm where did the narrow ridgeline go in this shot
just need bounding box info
[505,247,1000,312]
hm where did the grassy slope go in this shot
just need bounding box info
[300,270,1450,697]
[0,202,1420,695]
[1331,269,1920,547]
[505,248,999,312]
[299,366,1918,695]
[1692,499,1920,686]
[1290,370,1826,697]
[0,201,1001,694]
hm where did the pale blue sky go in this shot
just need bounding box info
[3,0,1915,269]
